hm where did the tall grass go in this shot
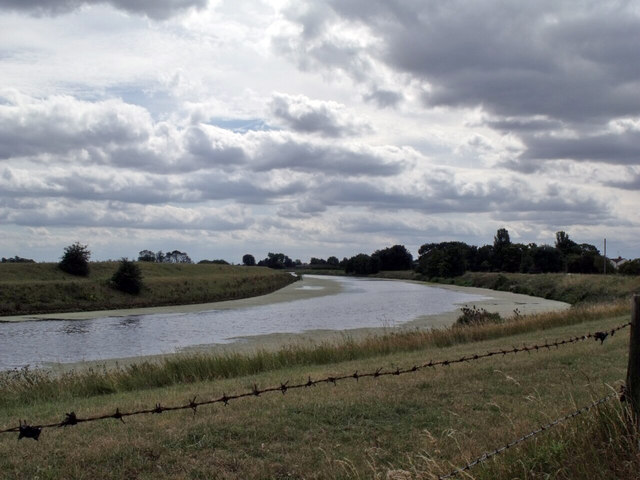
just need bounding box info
[0,301,628,407]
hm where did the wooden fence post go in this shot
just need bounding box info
[626,294,640,421]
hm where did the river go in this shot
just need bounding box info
[0,275,493,370]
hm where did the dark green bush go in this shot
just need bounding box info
[111,258,143,294]
[58,242,90,276]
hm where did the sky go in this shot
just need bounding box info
[0,0,639,263]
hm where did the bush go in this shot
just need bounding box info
[59,242,90,276]
[456,305,502,326]
[619,259,640,275]
[111,258,143,294]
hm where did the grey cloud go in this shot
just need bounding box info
[279,1,640,170]
[521,130,640,165]
[0,0,206,19]
[269,93,371,137]
[0,199,251,231]
[254,136,407,176]
[362,89,403,108]
[184,126,247,168]
[281,175,610,224]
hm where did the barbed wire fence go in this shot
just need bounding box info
[1,296,639,478]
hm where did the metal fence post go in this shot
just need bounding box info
[626,295,640,422]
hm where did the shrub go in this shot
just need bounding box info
[456,305,502,326]
[59,242,91,276]
[111,258,143,294]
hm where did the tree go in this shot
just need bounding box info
[555,231,580,255]
[258,252,294,269]
[619,259,640,275]
[59,242,91,276]
[417,242,470,277]
[493,228,511,251]
[527,245,564,273]
[345,253,380,275]
[111,258,143,294]
[138,250,156,262]
[372,244,413,271]
[164,250,192,264]
[242,254,256,266]
[327,256,340,267]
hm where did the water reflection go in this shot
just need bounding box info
[0,276,487,370]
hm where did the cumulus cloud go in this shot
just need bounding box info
[0,92,151,160]
[0,0,206,19]
[269,92,371,137]
[276,1,640,172]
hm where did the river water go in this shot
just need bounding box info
[0,275,488,370]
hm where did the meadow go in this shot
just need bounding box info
[0,262,298,316]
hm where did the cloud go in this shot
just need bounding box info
[0,92,151,160]
[0,0,207,19]
[253,134,409,176]
[276,1,640,172]
[269,92,371,137]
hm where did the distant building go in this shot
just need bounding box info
[611,256,627,269]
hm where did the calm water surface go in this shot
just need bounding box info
[0,276,487,370]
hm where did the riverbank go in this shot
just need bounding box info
[0,262,298,317]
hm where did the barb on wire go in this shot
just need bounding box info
[438,390,621,479]
[0,321,629,441]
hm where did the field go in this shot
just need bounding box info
[0,262,298,316]
[0,295,638,478]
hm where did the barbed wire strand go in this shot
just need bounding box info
[0,321,629,441]
[438,390,621,479]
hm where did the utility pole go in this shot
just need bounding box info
[604,238,607,274]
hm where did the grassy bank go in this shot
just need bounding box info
[298,269,640,305]
[0,311,634,479]
[432,271,640,304]
[0,262,298,316]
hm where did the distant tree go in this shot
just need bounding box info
[417,242,470,277]
[111,258,143,294]
[258,252,294,269]
[555,231,580,256]
[164,250,192,264]
[242,254,256,266]
[59,242,91,276]
[493,228,511,251]
[138,250,156,262]
[527,245,564,273]
[473,245,493,271]
[372,244,413,271]
[198,259,229,265]
[327,256,340,267]
[619,259,640,275]
[345,253,380,275]
[492,228,513,271]
[1,256,35,263]
[310,257,327,265]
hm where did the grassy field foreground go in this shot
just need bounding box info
[0,262,298,316]
[0,304,637,479]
